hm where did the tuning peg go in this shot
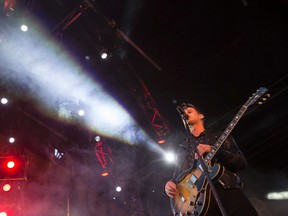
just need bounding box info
[257,93,271,105]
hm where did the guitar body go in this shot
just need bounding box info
[170,163,225,216]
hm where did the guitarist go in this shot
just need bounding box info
[165,103,258,216]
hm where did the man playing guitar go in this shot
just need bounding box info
[165,103,258,216]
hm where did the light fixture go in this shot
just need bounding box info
[157,139,166,144]
[99,49,111,60]
[6,161,15,169]
[101,170,109,177]
[95,135,101,142]
[20,24,28,32]
[3,183,11,192]
[116,186,121,192]
[1,98,8,104]
[78,109,85,116]
[266,191,288,200]
[164,151,176,163]
[0,156,27,179]
[8,137,15,143]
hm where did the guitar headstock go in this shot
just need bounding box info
[245,87,270,107]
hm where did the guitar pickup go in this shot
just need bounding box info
[187,175,197,187]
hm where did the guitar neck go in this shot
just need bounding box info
[203,105,248,165]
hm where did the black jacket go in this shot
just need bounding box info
[173,130,247,189]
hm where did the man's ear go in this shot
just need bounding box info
[200,113,205,120]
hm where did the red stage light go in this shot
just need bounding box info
[0,156,26,179]
[6,161,15,169]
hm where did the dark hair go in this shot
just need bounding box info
[180,103,203,114]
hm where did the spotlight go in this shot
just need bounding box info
[78,109,85,116]
[8,137,15,144]
[20,24,28,32]
[0,212,7,216]
[6,161,15,169]
[1,98,8,104]
[164,151,176,163]
[101,52,108,59]
[95,135,101,142]
[2,183,11,192]
[116,186,121,192]
[99,49,110,60]
[0,156,26,179]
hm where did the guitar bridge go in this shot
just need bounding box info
[180,194,185,202]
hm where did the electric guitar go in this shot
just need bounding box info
[170,87,269,216]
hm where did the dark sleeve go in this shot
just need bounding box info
[215,135,248,172]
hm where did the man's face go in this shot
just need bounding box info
[184,107,204,125]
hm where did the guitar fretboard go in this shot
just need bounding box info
[203,105,248,165]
